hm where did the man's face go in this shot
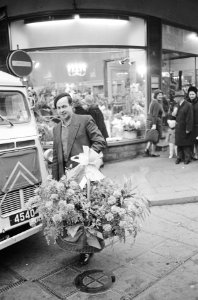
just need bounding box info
[56,97,73,121]
[189,91,196,101]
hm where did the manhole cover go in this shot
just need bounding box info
[74,269,115,293]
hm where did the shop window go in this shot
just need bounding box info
[27,48,147,143]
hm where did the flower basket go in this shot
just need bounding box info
[26,147,150,253]
[56,225,105,253]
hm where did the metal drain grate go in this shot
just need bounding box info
[74,269,115,293]
[0,265,27,295]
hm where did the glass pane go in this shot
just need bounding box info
[28,48,147,141]
[0,91,30,124]
[162,52,196,98]
[163,24,198,55]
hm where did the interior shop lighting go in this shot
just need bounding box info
[188,32,198,40]
[24,13,129,25]
[66,62,87,77]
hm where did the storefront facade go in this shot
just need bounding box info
[1,1,198,160]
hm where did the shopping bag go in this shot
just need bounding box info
[145,129,159,144]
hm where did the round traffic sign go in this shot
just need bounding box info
[7,50,33,77]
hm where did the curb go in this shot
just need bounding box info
[150,195,198,206]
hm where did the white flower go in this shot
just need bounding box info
[67,204,75,211]
[29,218,37,227]
[113,190,121,198]
[66,188,75,197]
[105,212,114,221]
[118,208,126,216]
[50,194,59,202]
[107,195,116,205]
[52,214,62,223]
[45,201,53,209]
[58,200,67,208]
[103,224,112,232]
[69,181,79,189]
[119,220,127,227]
[111,205,121,214]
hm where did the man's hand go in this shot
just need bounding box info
[151,124,156,130]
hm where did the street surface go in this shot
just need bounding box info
[1,203,198,300]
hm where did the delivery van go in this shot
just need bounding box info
[0,71,48,250]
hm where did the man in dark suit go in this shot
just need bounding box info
[52,93,106,181]
[174,90,193,164]
[52,93,106,265]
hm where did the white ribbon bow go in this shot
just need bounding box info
[67,146,105,188]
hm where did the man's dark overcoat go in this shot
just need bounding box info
[175,100,193,146]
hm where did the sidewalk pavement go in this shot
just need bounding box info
[1,152,198,300]
[103,149,198,206]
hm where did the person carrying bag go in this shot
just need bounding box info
[143,89,163,157]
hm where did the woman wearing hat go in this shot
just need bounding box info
[187,86,198,160]
[143,89,164,157]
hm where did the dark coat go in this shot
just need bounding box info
[175,100,193,146]
[191,98,198,141]
[74,106,88,115]
[88,105,109,139]
[52,113,106,181]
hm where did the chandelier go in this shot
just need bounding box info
[67,62,87,76]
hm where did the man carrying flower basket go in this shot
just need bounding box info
[27,93,150,265]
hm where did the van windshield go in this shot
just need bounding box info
[0,91,30,124]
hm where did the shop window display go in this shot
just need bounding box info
[27,48,147,143]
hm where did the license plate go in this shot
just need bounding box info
[9,208,38,226]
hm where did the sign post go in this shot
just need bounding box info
[6,50,33,77]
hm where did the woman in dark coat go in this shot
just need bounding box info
[174,90,194,164]
[187,86,198,160]
[82,95,109,141]
[143,89,164,157]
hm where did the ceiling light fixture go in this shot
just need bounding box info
[24,13,129,24]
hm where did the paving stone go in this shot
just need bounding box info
[165,203,198,221]
[134,258,198,300]
[67,289,122,299]
[130,250,180,278]
[134,231,166,248]
[0,266,20,291]
[150,239,197,263]
[0,232,77,281]
[143,214,198,247]
[73,251,122,272]
[151,206,198,233]
[102,234,164,265]
[190,252,198,265]
[38,266,79,297]
[0,281,55,300]
[112,265,157,298]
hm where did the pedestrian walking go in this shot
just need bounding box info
[51,92,106,264]
[187,86,198,160]
[174,90,194,164]
[143,89,164,157]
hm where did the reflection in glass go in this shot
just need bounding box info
[28,48,147,141]
[0,92,30,124]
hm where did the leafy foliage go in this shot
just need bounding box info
[26,175,150,248]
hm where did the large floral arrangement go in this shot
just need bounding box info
[26,147,150,251]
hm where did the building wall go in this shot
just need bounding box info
[1,0,198,30]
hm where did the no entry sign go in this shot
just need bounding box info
[7,50,33,77]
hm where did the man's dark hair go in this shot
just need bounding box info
[54,93,73,109]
